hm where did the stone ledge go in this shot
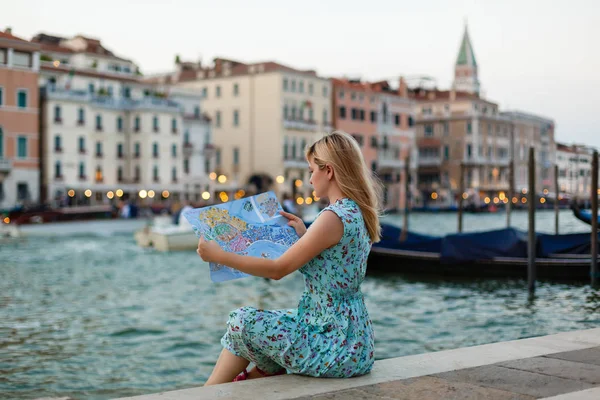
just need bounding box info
[116,328,600,400]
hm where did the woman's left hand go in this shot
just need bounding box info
[197,237,224,263]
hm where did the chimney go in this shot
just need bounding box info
[5,27,12,34]
[398,77,408,98]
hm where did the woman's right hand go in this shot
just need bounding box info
[279,211,307,238]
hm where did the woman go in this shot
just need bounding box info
[197,131,382,385]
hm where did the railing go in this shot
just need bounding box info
[283,158,308,169]
[283,119,318,132]
[0,158,12,173]
[419,157,442,167]
[45,88,183,112]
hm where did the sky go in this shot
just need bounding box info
[4,0,598,147]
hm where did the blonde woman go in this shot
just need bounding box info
[197,131,382,385]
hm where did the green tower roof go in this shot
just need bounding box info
[456,25,477,67]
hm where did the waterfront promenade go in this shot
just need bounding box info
[120,328,600,400]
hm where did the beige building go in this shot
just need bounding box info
[151,58,332,202]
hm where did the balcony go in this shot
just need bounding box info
[0,158,12,173]
[55,147,63,153]
[378,154,405,170]
[96,126,103,132]
[323,123,334,132]
[284,157,308,169]
[77,119,85,126]
[283,118,318,132]
[419,156,442,167]
[153,126,160,133]
[54,175,64,181]
[171,127,178,134]
[203,143,216,157]
[54,117,62,124]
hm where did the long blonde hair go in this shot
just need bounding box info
[305,130,383,243]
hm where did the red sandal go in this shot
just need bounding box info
[232,369,249,382]
[256,366,286,377]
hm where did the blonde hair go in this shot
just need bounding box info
[305,131,383,243]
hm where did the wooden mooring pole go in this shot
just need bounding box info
[555,164,559,235]
[458,162,464,233]
[528,147,536,295]
[400,156,410,242]
[591,151,598,288]
[507,159,514,227]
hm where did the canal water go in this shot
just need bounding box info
[1,209,599,399]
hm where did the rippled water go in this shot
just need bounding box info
[1,210,599,399]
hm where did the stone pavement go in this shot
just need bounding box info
[119,328,600,400]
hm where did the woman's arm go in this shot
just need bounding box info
[197,210,344,280]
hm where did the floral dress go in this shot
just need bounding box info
[221,198,374,377]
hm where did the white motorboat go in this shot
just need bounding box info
[134,213,198,252]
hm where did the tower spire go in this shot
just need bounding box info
[452,22,480,95]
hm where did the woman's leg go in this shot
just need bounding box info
[204,348,250,386]
[245,365,287,380]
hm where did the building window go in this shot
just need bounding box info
[194,106,200,118]
[424,124,434,137]
[79,162,85,178]
[371,136,378,149]
[444,145,450,160]
[88,83,94,94]
[323,86,328,97]
[78,108,85,125]
[339,106,346,119]
[233,110,239,126]
[233,147,239,165]
[172,144,177,158]
[370,111,377,123]
[308,83,313,95]
[291,139,297,159]
[13,51,31,68]
[466,144,472,159]
[216,86,221,98]
[183,159,190,174]
[117,166,123,182]
[291,80,296,92]
[55,161,62,178]
[216,149,221,166]
[153,166,159,182]
[171,118,177,133]
[184,131,190,144]
[394,114,400,126]
[283,137,288,159]
[351,92,357,101]
[79,137,85,153]
[322,109,328,125]
[123,87,131,98]
[17,137,27,158]
[117,116,123,132]
[309,108,314,121]
[408,116,415,127]
[444,122,449,136]
[96,142,103,157]
[299,81,304,93]
[0,50,5,65]
[153,142,159,158]
[134,142,140,157]
[96,114,102,131]
[467,122,472,134]
[17,90,27,108]
[360,109,365,121]
[117,143,123,158]
[351,134,364,147]
[283,105,289,119]
[54,105,62,123]
[172,167,177,182]
[134,116,141,132]
[202,87,207,98]
[0,86,3,106]
[54,135,62,152]
[215,111,221,127]
[153,116,159,132]
[283,78,288,91]
[95,166,103,183]
[0,127,3,156]
[371,161,377,172]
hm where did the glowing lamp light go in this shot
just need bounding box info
[209,172,217,180]
[202,191,211,200]
[431,192,438,200]
[295,179,303,188]
[312,190,317,197]
[107,191,114,199]
[162,190,170,199]
[512,197,518,203]
[499,192,506,200]
[493,197,499,204]
[148,190,155,199]
[543,189,549,195]
[540,198,546,204]
[462,192,468,200]
[503,198,509,204]
[305,197,313,205]
[116,189,124,197]
[484,197,491,204]
[84,189,92,198]
[3,217,10,224]
[68,189,75,197]
[296,197,304,205]
[218,175,227,183]
[522,188,528,194]
[276,175,285,184]
[139,190,148,199]
[521,197,527,204]
[53,60,61,67]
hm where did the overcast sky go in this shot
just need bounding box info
[5,0,598,147]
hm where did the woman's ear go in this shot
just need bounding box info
[326,164,334,180]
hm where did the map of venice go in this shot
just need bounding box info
[182,191,300,282]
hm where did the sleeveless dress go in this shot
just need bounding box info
[221,198,375,377]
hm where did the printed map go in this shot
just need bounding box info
[183,191,300,282]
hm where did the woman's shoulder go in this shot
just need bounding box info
[323,198,361,220]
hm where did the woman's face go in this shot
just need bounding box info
[308,156,329,198]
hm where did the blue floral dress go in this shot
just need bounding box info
[221,198,375,377]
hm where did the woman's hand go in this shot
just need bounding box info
[196,237,224,263]
[279,210,307,238]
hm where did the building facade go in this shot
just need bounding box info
[332,78,416,211]
[155,57,332,203]
[34,33,212,206]
[556,143,593,199]
[0,29,41,210]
